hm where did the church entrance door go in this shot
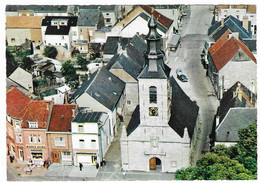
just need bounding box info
[149,157,161,171]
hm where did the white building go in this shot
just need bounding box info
[71,110,111,166]
[120,15,199,172]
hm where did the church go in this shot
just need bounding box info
[120,14,199,172]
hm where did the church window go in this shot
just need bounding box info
[149,86,157,103]
[127,100,131,105]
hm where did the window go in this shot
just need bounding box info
[91,139,96,148]
[59,43,61,45]
[105,18,111,23]
[78,125,84,133]
[62,152,71,160]
[38,135,41,143]
[127,100,131,105]
[11,38,15,43]
[29,135,37,143]
[61,36,64,40]
[16,134,22,143]
[28,121,38,128]
[80,29,82,32]
[55,137,65,146]
[31,150,43,160]
[79,139,85,149]
[149,86,157,103]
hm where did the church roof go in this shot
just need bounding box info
[126,105,140,136]
[138,64,168,79]
[168,76,199,138]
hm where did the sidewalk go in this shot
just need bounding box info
[7,155,47,177]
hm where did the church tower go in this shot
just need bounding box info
[138,14,171,127]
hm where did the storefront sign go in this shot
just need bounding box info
[26,144,46,149]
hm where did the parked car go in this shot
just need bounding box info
[176,68,188,82]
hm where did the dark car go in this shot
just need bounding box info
[176,68,188,82]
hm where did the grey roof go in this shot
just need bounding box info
[216,108,256,142]
[168,76,199,138]
[219,81,256,123]
[71,67,125,111]
[42,16,78,35]
[150,5,180,9]
[208,15,251,39]
[126,105,140,136]
[6,5,68,13]
[72,110,103,123]
[76,5,116,12]
[77,9,99,26]
[122,12,168,34]
[138,64,168,79]
[211,25,230,41]
[103,37,130,55]
[242,39,256,52]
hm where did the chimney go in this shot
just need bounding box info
[216,116,220,126]
[79,75,82,85]
[242,16,249,31]
[237,82,242,101]
[87,70,91,80]
[65,90,68,104]
[117,41,122,54]
[72,108,76,118]
[221,18,224,26]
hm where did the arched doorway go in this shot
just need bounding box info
[149,157,162,171]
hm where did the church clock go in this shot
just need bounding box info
[149,107,158,116]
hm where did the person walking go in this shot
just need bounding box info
[96,162,99,169]
[79,163,83,171]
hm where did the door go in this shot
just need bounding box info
[53,152,59,163]
[19,149,24,161]
[149,157,156,170]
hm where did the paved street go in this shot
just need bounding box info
[168,5,219,164]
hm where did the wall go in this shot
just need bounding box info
[6,28,31,46]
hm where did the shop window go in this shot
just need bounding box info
[55,137,65,146]
[79,139,85,149]
[62,152,71,160]
[91,156,97,163]
[31,150,43,160]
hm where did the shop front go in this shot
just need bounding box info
[75,152,97,166]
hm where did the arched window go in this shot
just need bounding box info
[149,86,157,103]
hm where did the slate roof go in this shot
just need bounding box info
[126,105,140,136]
[168,76,199,138]
[6,5,68,13]
[71,67,125,111]
[103,37,130,55]
[216,108,256,142]
[72,110,103,123]
[218,81,256,123]
[18,101,50,129]
[208,15,252,39]
[6,87,30,117]
[138,64,168,79]
[42,16,78,35]
[77,9,99,26]
[208,31,256,71]
[76,5,116,11]
[48,104,76,132]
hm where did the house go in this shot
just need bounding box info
[105,34,148,116]
[71,109,111,166]
[5,5,70,17]
[47,104,77,165]
[8,67,34,94]
[120,15,199,172]
[6,87,31,162]
[6,16,43,48]
[41,16,78,50]
[70,67,125,139]
[214,5,256,34]
[111,5,174,56]
[210,82,257,147]
[207,30,257,99]
[208,15,256,52]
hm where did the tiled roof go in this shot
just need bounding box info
[6,5,68,13]
[48,104,76,132]
[6,87,30,117]
[18,101,50,129]
[6,16,43,29]
[139,5,173,28]
[209,31,256,71]
[247,5,256,13]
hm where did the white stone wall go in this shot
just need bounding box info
[125,82,139,116]
[45,34,70,48]
[6,29,31,46]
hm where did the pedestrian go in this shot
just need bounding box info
[103,159,106,166]
[96,162,99,169]
[122,171,126,179]
[79,163,83,171]
[9,155,13,163]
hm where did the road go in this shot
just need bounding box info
[168,5,219,164]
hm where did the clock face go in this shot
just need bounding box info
[149,107,158,116]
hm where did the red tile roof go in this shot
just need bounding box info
[6,87,30,117]
[48,104,76,132]
[139,5,173,28]
[209,31,256,71]
[19,101,50,129]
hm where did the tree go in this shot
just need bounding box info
[175,153,254,180]
[6,49,18,76]
[20,56,34,72]
[18,49,31,59]
[61,60,79,88]
[76,55,88,70]
[43,46,58,59]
